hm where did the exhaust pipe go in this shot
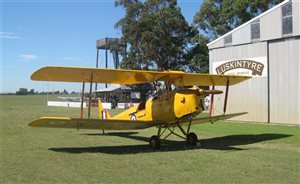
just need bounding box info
[200,89,223,95]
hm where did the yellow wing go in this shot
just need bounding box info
[29,117,160,130]
[31,66,251,86]
[180,112,248,126]
[29,113,247,130]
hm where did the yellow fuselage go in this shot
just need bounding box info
[112,88,203,123]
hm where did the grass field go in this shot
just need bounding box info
[1,95,300,183]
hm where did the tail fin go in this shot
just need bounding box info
[98,100,111,119]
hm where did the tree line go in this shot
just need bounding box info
[14,88,78,95]
[115,0,283,72]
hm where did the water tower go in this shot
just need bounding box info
[95,37,126,89]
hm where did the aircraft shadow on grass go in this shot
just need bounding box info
[49,132,292,155]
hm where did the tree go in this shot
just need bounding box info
[16,88,28,95]
[115,0,194,71]
[193,0,284,40]
[53,91,60,95]
[70,91,78,95]
[62,89,69,95]
[29,89,35,95]
[185,34,209,73]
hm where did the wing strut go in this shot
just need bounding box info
[209,85,215,117]
[80,81,85,119]
[223,79,230,114]
[88,74,93,119]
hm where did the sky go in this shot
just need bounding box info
[1,0,203,93]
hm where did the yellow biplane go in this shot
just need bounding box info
[29,66,251,149]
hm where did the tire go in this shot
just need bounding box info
[149,135,161,149]
[186,132,198,146]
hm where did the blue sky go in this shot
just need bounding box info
[1,0,203,93]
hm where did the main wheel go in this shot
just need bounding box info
[149,135,161,149]
[186,132,198,146]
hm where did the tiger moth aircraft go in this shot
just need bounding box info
[29,66,251,149]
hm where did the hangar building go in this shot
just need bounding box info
[207,0,299,125]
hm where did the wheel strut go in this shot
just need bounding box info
[149,120,200,149]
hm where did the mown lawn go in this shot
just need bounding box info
[1,95,299,183]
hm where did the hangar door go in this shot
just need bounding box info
[269,38,300,124]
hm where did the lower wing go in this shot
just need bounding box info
[181,112,248,126]
[29,117,159,130]
[29,112,247,130]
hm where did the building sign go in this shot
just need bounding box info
[213,57,267,77]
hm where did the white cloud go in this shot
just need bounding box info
[19,54,39,61]
[0,32,20,39]
[62,57,82,61]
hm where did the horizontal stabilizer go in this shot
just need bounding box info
[29,117,159,130]
[182,112,248,126]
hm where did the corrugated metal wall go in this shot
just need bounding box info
[260,5,282,41]
[292,0,299,35]
[208,1,299,50]
[209,38,300,124]
[269,38,300,124]
[232,24,251,45]
[208,0,300,124]
[209,42,268,123]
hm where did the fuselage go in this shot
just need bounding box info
[112,88,204,123]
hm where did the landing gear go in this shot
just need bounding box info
[149,119,200,149]
[186,132,198,146]
[149,135,161,149]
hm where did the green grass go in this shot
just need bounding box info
[1,95,300,183]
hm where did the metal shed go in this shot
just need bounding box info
[207,0,299,125]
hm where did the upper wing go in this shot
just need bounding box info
[31,66,251,86]
[174,73,251,86]
[29,117,160,130]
